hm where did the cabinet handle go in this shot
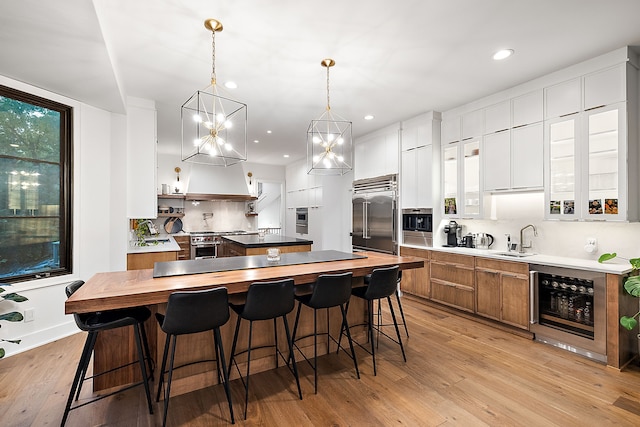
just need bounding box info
[584,104,606,111]
[559,112,579,118]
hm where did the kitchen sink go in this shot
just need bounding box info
[494,251,535,258]
[144,238,170,244]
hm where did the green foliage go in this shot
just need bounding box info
[0,283,28,358]
[599,253,640,332]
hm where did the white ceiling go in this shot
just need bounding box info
[2,0,640,166]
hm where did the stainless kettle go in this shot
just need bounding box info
[476,233,494,249]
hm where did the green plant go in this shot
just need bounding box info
[0,283,28,358]
[598,253,640,330]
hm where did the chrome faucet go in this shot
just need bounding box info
[505,234,512,252]
[519,224,538,253]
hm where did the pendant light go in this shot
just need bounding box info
[181,19,247,166]
[307,59,353,175]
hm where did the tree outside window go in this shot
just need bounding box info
[0,85,72,283]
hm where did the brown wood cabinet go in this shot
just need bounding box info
[399,246,430,298]
[475,257,529,330]
[126,251,177,270]
[430,251,475,312]
[173,235,191,260]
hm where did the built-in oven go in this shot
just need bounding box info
[529,264,606,362]
[190,233,221,260]
[296,207,308,234]
[402,208,432,247]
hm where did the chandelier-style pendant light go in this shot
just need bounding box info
[307,59,353,175]
[181,19,247,166]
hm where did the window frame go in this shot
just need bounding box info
[0,84,73,283]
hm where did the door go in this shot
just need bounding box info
[352,194,366,249]
[366,190,396,254]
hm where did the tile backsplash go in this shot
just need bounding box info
[153,200,256,233]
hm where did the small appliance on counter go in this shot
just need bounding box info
[475,233,494,249]
[461,233,475,248]
[442,220,461,247]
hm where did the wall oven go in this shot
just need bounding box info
[295,207,308,234]
[402,208,432,247]
[529,264,606,362]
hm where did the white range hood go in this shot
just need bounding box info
[185,163,254,201]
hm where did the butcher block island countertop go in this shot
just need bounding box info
[64,251,424,393]
[222,234,313,256]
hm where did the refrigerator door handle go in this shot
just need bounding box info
[391,198,397,244]
[363,201,370,239]
[529,270,539,324]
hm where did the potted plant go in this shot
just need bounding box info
[598,253,640,330]
[0,283,28,358]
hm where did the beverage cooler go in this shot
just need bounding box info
[530,265,606,362]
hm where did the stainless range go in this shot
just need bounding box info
[189,230,254,260]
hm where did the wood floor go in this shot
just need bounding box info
[2,296,640,426]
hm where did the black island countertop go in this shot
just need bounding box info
[222,234,313,248]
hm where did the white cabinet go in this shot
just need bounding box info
[583,64,626,110]
[511,123,543,189]
[354,124,399,180]
[545,78,581,119]
[483,131,511,191]
[126,97,157,219]
[462,139,481,216]
[512,90,543,127]
[443,139,481,217]
[441,117,461,144]
[462,109,484,139]
[484,101,510,134]
[442,143,458,215]
[401,145,432,208]
[545,114,579,220]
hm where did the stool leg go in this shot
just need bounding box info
[214,327,235,424]
[273,317,279,368]
[396,290,409,337]
[134,323,154,415]
[368,299,377,376]
[290,302,303,366]
[243,320,254,420]
[313,308,318,394]
[61,331,96,426]
[74,331,97,401]
[161,334,177,427]
[139,320,155,380]
[387,296,407,362]
[340,304,360,380]
[336,299,350,354]
[282,315,302,400]
[228,315,242,379]
[213,330,222,384]
[156,332,171,402]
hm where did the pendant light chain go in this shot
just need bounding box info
[326,65,331,111]
[211,29,217,85]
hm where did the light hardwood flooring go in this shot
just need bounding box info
[2,296,640,426]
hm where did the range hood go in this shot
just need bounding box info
[185,163,256,201]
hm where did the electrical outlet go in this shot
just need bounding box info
[587,237,597,246]
[23,308,35,322]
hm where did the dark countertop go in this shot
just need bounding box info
[222,234,313,248]
[153,250,365,278]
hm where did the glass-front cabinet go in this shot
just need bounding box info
[545,103,627,220]
[442,139,481,218]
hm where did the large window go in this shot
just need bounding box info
[0,85,72,283]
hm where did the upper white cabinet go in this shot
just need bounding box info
[583,64,626,110]
[443,138,481,217]
[544,78,581,119]
[462,109,484,139]
[441,116,461,144]
[484,101,511,134]
[354,123,399,181]
[511,123,543,189]
[512,90,543,127]
[483,131,511,191]
[126,97,157,219]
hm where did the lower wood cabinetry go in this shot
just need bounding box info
[430,251,475,312]
[399,246,430,298]
[126,251,177,270]
[475,257,529,330]
[173,235,191,260]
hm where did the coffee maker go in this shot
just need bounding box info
[443,220,461,247]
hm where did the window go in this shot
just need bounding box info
[0,85,72,283]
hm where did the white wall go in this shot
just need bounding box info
[0,75,128,357]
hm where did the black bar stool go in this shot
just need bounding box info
[369,270,409,338]
[62,280,153,426]
[291,272,360,394]
[339,265,406,376]
[155,287,234,426]
[228,278,302,419]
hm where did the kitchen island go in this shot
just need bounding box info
[222,234,313,256]
[65,250,424,393]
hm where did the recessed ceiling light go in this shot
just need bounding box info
[283,154,289,158]
[10,143,19,147]
[224,81,238,89]
[253,139,259,143]
[493,49,514,60]
[364,115,374,120]
[267,130,272,134]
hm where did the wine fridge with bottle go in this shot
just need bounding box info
[529,264,606,362]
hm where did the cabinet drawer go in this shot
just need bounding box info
[431,251,474,267]
[475,257,528,276]
[400,246,431,259]
[430,279,474,312]
[430,262,474,287]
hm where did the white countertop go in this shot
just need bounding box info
[127,235,181,254]
[403,244,632,275]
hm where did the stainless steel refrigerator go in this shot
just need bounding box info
[352,174,397,254]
